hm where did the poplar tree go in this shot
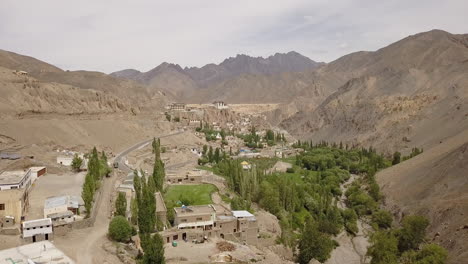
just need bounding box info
[115,192,127,217]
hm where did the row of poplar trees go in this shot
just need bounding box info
[81,147,111,217]
[132,138,165,264]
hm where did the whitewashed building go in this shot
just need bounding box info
[0,169,32,191]
[22,218,53,243]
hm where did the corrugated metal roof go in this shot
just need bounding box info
[232,210,254,218]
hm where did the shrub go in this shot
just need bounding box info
[372,210,393,229]
[108,216,132,242]
[286,167,295,173]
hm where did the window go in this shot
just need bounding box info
[181,219,187,223]
[0,203,5,210]
[11,186,18,189]
[196,217,202,221]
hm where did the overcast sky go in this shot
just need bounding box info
[1,0,467,73]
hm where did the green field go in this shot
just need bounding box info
[164,184,217,206]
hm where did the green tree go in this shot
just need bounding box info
[367,231,399,264]
[71,154,83,172]
[400,243,447,264]
[130,198,138,225]
[214,148,221,163]
[342,208,359,235]
[141,233,165,264]
[298,218,336,264]
[108,216,132,242]
[392,151,401,165]
[372,210,393,229]
[397,215,429,253]
[115,192,127,217]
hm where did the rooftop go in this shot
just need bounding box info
[0,241,74,264]
[232,210,255,218]
[174,205,215,216]
[0,170,29,185]
[22,218,52,228]
[30,166,46,172]
[44,195,83,209]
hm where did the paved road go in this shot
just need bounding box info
[114,130,184,172]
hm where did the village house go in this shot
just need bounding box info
[0,188,28,225]
[213,101,228,110]
[170,103,186,111]
[30,166,47,183]
[0,169,33,190]
[22,218,53,243]
[161,204,258,245]
[0,241,75,264]
[44,195,83,219]
[167,170,204,184]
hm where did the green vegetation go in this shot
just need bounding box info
[108,216,132,242]
[81,147,111,217]
[367,215,446,264]
[130,138,166,264]
[298,217,337,264]
[71,154,83,172]
[140,233,165,264]
[164,184,217,206]
[114,192,127,217]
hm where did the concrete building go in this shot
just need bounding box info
[0,188,28,225]
[22,218,53,243]
[167,170,203,184]
[30,166,47,183]
[44,195,83,218]
[0,169,32,191]
[0,241,75,264]
[161,204,258,245]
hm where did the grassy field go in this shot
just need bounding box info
[164,184,217,206]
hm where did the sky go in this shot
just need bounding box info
[1,0,467,73]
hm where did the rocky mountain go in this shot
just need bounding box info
[377,129,468,264]
[0,49,168,115]
[110,52,324,102]
[0,66,128,116]
[280,30,468,153]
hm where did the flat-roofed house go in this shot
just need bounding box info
[0,241,75,264]
[0,188,28,224]
[167,170,203,184]
[0,169,32,191]
[44,195,83,218]
[161,204,258,245]
[30,167,47,183]
[22,218,53,243]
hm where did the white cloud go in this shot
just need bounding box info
[0,0,467,73]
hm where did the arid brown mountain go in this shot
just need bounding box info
[281,30,468,153]
[0,49,168,112]
[111,52,324,102]
[377,129,468,264]
[0,66,128,116]
[0,49,62,73]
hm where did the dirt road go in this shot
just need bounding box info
[55,131,183,264]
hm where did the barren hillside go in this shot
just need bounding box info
[281,30,468,153]
[0,67,128,116]
[377,129,468,264]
